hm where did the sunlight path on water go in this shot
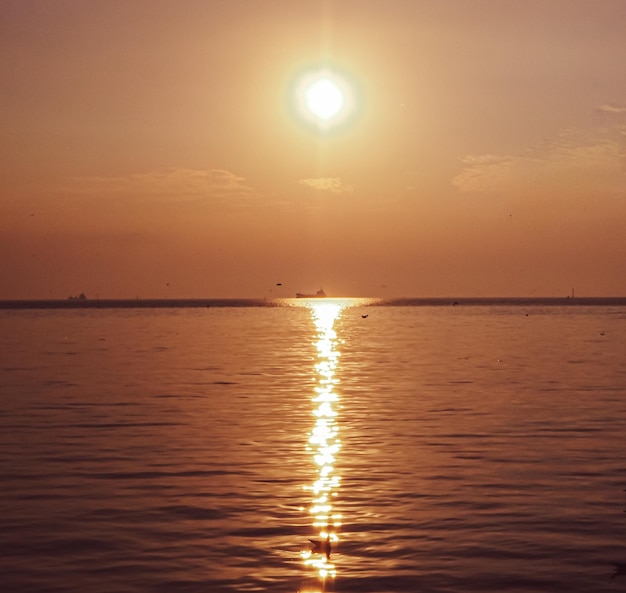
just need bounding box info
[299,302,346,592]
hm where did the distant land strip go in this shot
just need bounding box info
[0,299,275,309]
[2,297,626,309]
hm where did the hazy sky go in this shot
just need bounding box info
[1,0,625,299]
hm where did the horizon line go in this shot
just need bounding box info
[2,295,626,309]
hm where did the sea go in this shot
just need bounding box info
[1,297,625,593]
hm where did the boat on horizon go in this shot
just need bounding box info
[295,289,327,298]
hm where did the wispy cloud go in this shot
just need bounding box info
[453,128,625,195]
[298,177,353,193]
[452,154,515,193]
[61,168,256,203]
[598,103,626,114]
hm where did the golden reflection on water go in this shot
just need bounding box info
[299,301,346,589]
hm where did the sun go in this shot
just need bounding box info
[293,68,356,131]
[304,77,344,121]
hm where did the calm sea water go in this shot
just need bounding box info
[1,300,626,592]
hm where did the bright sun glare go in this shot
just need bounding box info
[304,78,344,120]
[293,68,355,131]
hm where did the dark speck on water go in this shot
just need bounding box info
[1,298,626,592]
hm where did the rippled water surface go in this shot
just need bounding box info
[1,301,626,592]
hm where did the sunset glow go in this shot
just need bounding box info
[1,2,625,299]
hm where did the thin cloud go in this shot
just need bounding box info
[453,129,625,195]
[298,177,353,193]
[61,168,256,202]
[451,155,515,193]
[598,103,626,114]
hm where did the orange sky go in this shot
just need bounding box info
[1,0,625,299]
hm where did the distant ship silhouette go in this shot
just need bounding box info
[296,289,326,298]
